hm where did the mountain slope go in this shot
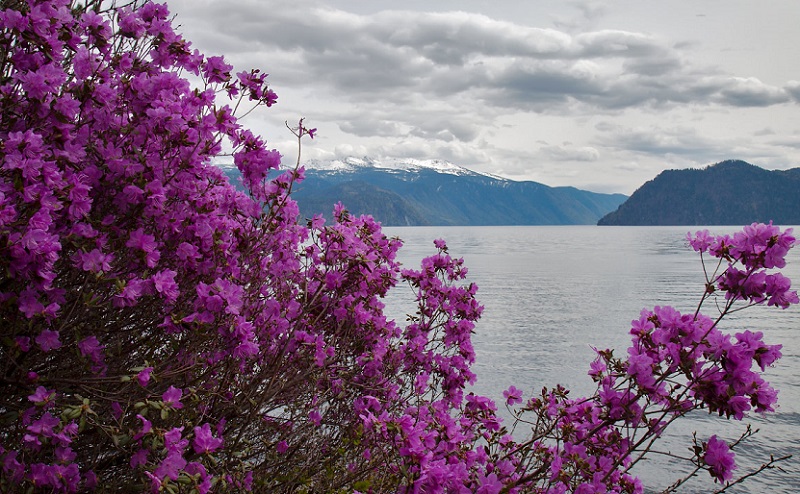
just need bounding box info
[220,157,627,226]
[293,180,430,226]
[598,160,800,226]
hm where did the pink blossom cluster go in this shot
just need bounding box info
[0,1,795,492]
[491,224,795,492]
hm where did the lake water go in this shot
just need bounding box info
[383,225,800,493]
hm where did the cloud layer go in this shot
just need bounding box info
[169,0,800,193]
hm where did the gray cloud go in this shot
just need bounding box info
[338,119,406,138]
[715,77,790,107]
[768,136,800,150]
[538,143,600,162]
[167,0,800,194]
[782,80,800,102]
[173,2,797,116]
[595,123,737,158]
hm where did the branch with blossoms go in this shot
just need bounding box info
[287,117,317,168]
[488,222,796,493]
[0,0,796,493]
[657,426,791,493]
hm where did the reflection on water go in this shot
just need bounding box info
[384,225,800,493]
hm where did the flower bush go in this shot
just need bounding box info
[0,1,796,492]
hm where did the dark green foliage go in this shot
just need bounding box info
[598,160,800,226]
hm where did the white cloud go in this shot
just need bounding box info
[716,77,790,107]
[538,144,600,162]
[166,0,800,194]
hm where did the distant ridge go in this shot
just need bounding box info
[598,160,800,226]
[219,157,627,226]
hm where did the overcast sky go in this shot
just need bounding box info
[167,0,800,194]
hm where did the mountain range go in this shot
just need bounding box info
[597,160,800,226]
[221,157,627,226]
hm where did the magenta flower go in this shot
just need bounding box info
[78,336,105,370]
[76,248,114,273]
[162,386,183,409]
[202,55,233,84]
[475,472,503,494]
[84,470,98,490]
[0,0,792,489]
[130,448,148,468]
[688,229,713,252]
[193,423,224,455]
[503,385,523,406]
[704,435,736,482]
[154,450,186,481]
[164,427,188,454]
[114,278,150,307]
[35,329,62,352]
[126,228,159,268]
[28,386,55,406]
[18,289,44,318]
[111,401,124,420]
[144,471,162,493]
[54,446,77,464]
[133,414,152,441]
[26,413,60,438]
[15,336,32,352]
[152,270,179,302]
[136,367,154,387]
[276,441,289,454]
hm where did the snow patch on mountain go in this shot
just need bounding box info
[304,157,504,180]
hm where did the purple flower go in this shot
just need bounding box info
[164,427,188,453]
[192,423,224,454]
[126,228,159,264]
[27,413,59,437]
[276,441,289,454]
[475,472,503,494]
[109,401,124,421]
[84,470,98,490]
[162,386,183,409]
[130,448,148,468]
[78,336,105,365]
[54,446,77,464]
[144,471,162,493]
[202,55,233,84]
[35,329,62,352]
[133,414,152,441]
[76,248,114,273]
[15,336,31,352]
[28,386,55,405]
[136,367,154,387]
[688,229,713,252]
[503,385,523,406]
[154,450,186,481]
[18,289,44,318]
[704,435,736,482]
[152,270,179,302]
[114,278,150,307]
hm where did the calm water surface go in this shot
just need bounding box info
[384,226,800,493]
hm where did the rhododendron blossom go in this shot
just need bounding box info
[0,0,795,492]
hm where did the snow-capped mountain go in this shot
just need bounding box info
[304,156,502,179]
[218,156,627,226]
